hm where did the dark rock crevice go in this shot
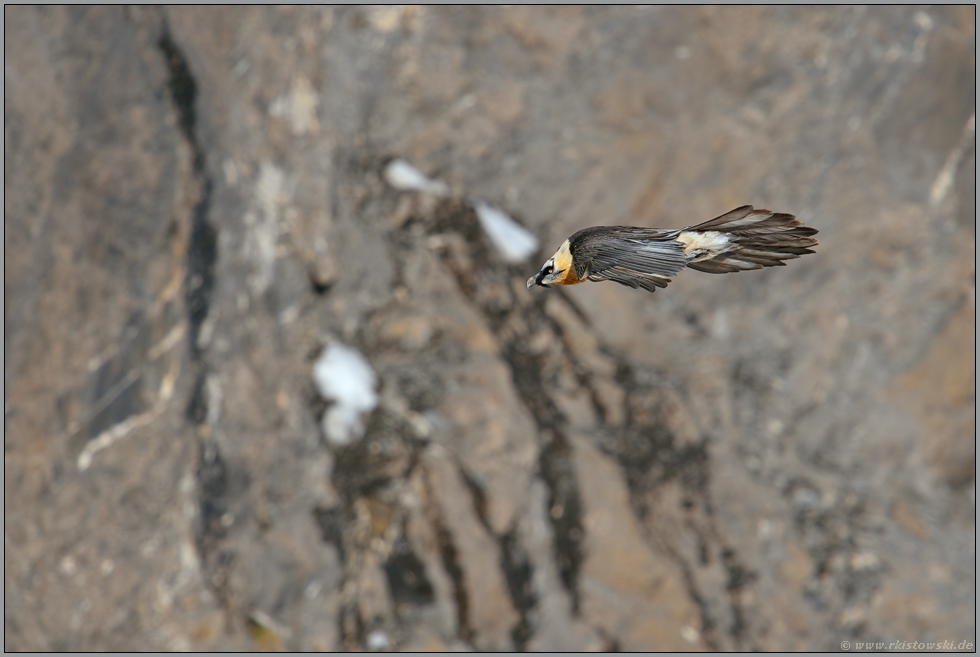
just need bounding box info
[157,17,226,609]
[434,521,473,644]
[498,527,537,650]
[535,432,585,614]
[157,22,217,376]
[384,535,437,608]
[421,473,474,645]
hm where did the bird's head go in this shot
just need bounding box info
[527,257,561,289]
[527,239,574,289]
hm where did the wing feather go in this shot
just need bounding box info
[569,227,687,293]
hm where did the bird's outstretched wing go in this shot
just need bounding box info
[568,226,688,293]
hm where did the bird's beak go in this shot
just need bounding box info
[527,271,548,289]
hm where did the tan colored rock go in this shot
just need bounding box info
[571,434,704,651]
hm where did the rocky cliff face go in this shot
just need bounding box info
[5,6,975,651]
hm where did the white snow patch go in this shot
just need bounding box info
[383,158,448,196]
[472,199,539,263]
[366,629,389,651]
[313,343,379,446]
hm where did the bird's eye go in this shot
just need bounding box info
[544,266,554,274]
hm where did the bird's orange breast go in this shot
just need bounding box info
[554,267,581,285]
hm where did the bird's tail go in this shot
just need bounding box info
[684,205,818,274]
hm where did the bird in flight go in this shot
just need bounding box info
[527,205,818,293]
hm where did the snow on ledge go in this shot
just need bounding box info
[472,199,540,263]
[382,158,449,196]
[312,342,379,446]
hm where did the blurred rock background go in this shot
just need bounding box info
[4,6,975,651]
